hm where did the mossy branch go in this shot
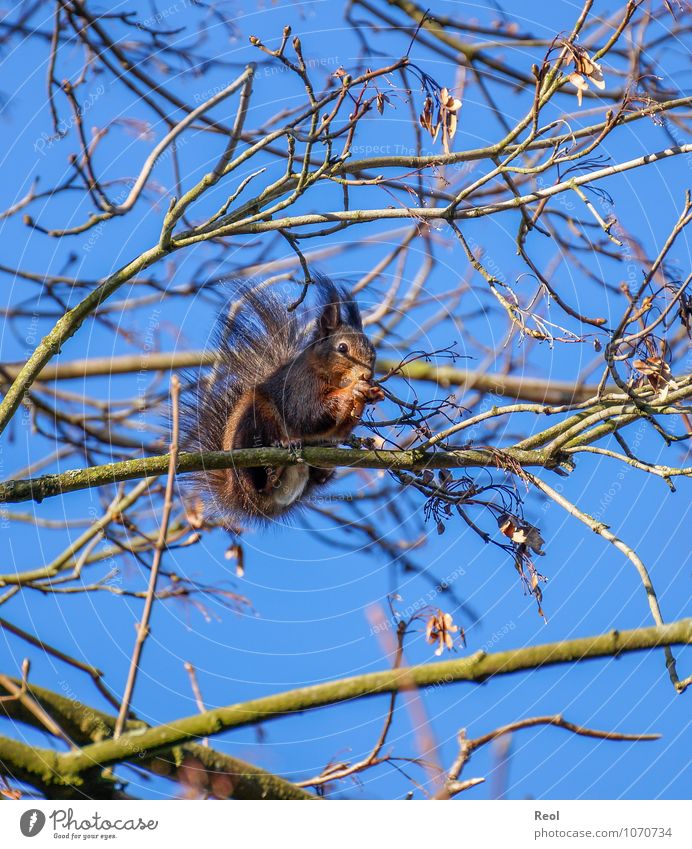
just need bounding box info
[0,445,551,505]
[46,619,690,779]
[0,680,315,800]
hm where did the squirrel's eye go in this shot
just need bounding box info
[337,342,349,354]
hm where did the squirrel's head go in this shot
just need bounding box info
[308,286,376,385]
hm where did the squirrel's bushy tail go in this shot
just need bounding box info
[180,282,304,520]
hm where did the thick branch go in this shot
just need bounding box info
[51,620,692,778]
[0,445,551,507]
[0,680,315,800]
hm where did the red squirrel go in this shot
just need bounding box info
[182,276,384,524]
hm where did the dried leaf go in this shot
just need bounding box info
[498,513,545,555]
[633,356,678,400]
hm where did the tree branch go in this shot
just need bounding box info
[47,619,691,780]
[0,679,316,800]
[0,445,553,508]
[1,352,616,405]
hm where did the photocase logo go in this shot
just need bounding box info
[20,809,46,837]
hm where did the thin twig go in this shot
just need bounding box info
[114,375,181,737]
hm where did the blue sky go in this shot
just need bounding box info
[0,0,690,799]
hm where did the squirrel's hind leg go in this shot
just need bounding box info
[272,464,310,507]
[308,467,335,486]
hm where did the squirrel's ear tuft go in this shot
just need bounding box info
[317,301,341,337]
[341,292,363,331]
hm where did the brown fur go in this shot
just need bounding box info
[181,277,383,525]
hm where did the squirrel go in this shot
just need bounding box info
[181,275,384,524]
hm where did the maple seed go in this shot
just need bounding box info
[438,87,462,154]
[425,609,459,656]
[419,95,438,141]
[225,543,245,578]
[566,45,606,106]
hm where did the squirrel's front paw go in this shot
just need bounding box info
[353,380,385,405]
[273,439,302,453]
[367,385,385,403]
